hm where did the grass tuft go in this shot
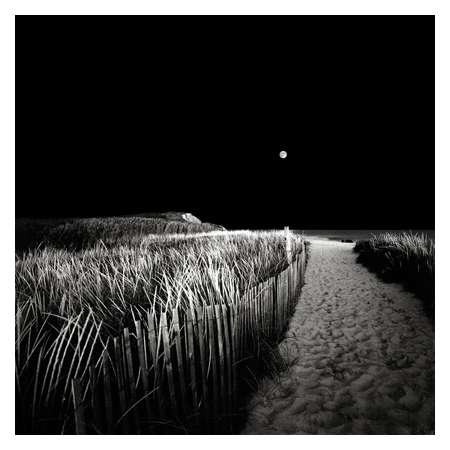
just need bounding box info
[354,231,434,317]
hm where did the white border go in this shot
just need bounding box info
[1,2,448,450]
[3,0,445,15]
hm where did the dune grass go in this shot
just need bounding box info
[15,216,222,252]
[16,228,305,433]
[354,232,434,316]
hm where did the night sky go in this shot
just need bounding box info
[15,16,435,230]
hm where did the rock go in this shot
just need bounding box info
[351,374,374,392]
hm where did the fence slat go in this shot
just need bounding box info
[206,306,219,431]
[114,336,129,433]
[238,301,244,362]
[215,304,226,424]
[161,312,178,418]
[239,301,244,361]
[186,308,199,425]
[261,285,265,334]
[102,349,114,433]
[253,288,257,337]
[172,308,188,419]
[123,327,140,433]
[196,306,210,431]
[221,304,233,431]
[71,378,86,434]
[135,320,153,423]
[265,281,270,336]
[282,271,286,327]
[255,287,260,332]
[146,311,157,369]
[230,305,238,412]
[147,311,165,417]
[89,365,102,433]
[285,226,292,265]
[276,275,280,332]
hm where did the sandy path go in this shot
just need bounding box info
[242,239,434,434]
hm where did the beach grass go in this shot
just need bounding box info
[354,231,434,316]
[15,226,305,433]
[15,216,223,252]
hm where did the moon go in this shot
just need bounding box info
[279,150,288,159]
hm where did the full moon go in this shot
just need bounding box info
[279,150,287,159]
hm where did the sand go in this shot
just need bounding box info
[242,239,434,435]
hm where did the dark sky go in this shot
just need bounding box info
[15,16,435,229]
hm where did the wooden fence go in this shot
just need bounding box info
[70,240,306,434]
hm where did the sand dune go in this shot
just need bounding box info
[242,238,434,434]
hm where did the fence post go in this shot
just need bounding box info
[285,226,292,265]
